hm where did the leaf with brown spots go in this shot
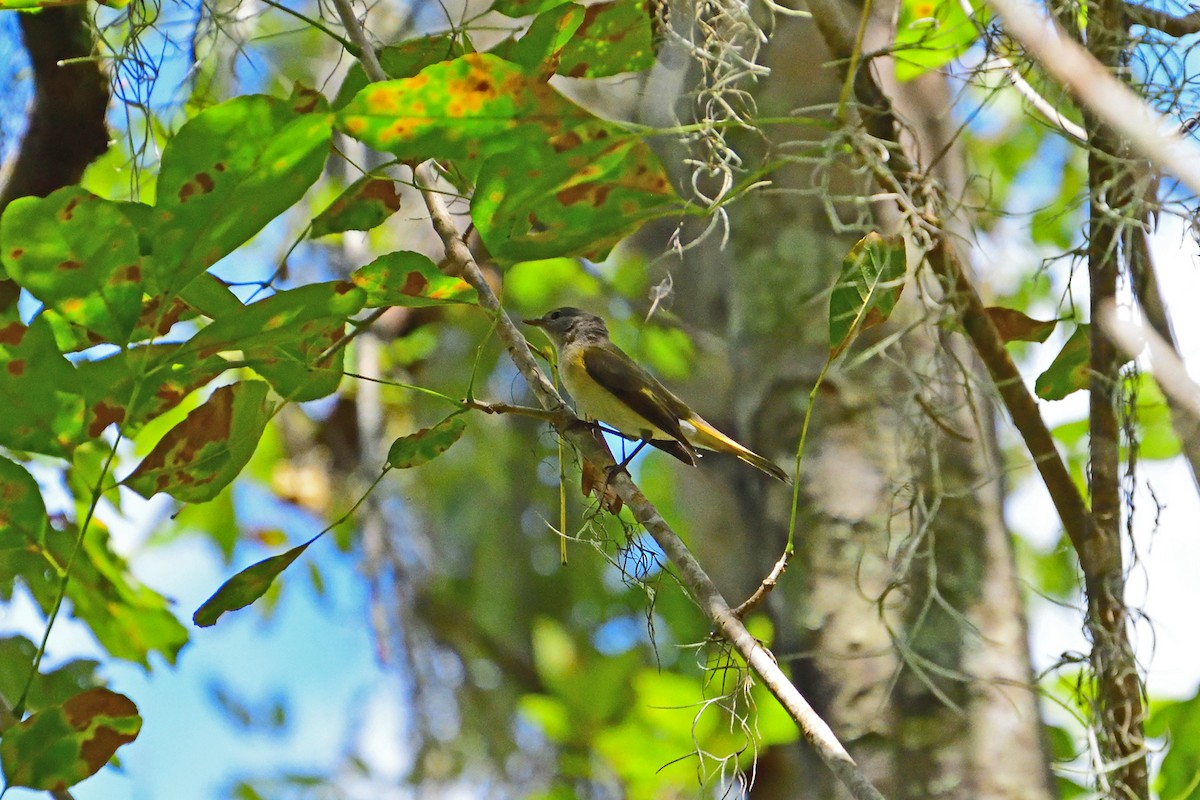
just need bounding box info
[123,381,273,503]
[337,55,679,262]
[0,187,144,344]
[491,3,587,79]
[0,688,141,792]
[387,415,467,468]
[828,232,907,358]
[473,133,677,261]
[0,457,48,548]
[0,316,84,457]
[75,344,228,440]
[178,281,367,401]
[193,535,318,627]
[556,0,656,78]
[310,176,402,237]
[351,251,477,307]
[152,94,332,297]
[337,54,597,178]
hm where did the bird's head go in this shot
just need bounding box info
[523,307,608,347]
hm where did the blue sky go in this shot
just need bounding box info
[3,521,389,800]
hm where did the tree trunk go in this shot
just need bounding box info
[638,7,1055,798]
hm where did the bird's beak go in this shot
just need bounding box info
[523,315,546,328]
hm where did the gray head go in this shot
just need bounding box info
[523,307,609,347]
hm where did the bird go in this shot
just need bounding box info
[523,307,790,483]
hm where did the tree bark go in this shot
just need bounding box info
[643,5,1055,797]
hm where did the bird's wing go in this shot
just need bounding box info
[581,345,697,460]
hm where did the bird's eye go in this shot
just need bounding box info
[548,311,562,320]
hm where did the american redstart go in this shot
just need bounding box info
[524,307,790,483]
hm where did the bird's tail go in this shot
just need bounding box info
[683,416,792,484]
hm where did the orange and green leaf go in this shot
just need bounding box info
[123,381,273,503]
[336,54,679,261]
[0,688,141,792]
[352,251,477,307]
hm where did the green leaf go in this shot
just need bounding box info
[310,176,401,237]
[351,251,477,307]
[387,415,467,468]
[1,187,144,345]
[0,315,84,457]
[250,316,351,403]
[0,688,141,792]
[556,0,657,78]
[152,95,333,296]
[493,0,574,17]
[519,694,572,742]
[378,33,475,77]
[180,281,367,402]
[493,3,587,77]
[893,0,980,81]
[828,232,907,357]
[193,536,317,627]
[0,458,48,548]
[336,55,678,261]
[0,636,100,715]
[0,0,124,9]
[177,273,247,320]
[1149,690,1200,800]
[124,381,274,503]
[1035,325,1090,400]
[1131,373,1181,460]
[503,257,600,310]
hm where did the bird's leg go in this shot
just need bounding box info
[604,438,649,484]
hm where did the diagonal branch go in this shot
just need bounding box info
[1128,229,1200,492]
[983,0,1200,195]
[325,1,886,797]
[1124,1,1200,37]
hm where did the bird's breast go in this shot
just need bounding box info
[560,353,673,440]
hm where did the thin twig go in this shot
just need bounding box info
[316,307,388,364]
[732,549,791,618]
[462,399,563,422]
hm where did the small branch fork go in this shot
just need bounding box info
[326,2,886,798]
